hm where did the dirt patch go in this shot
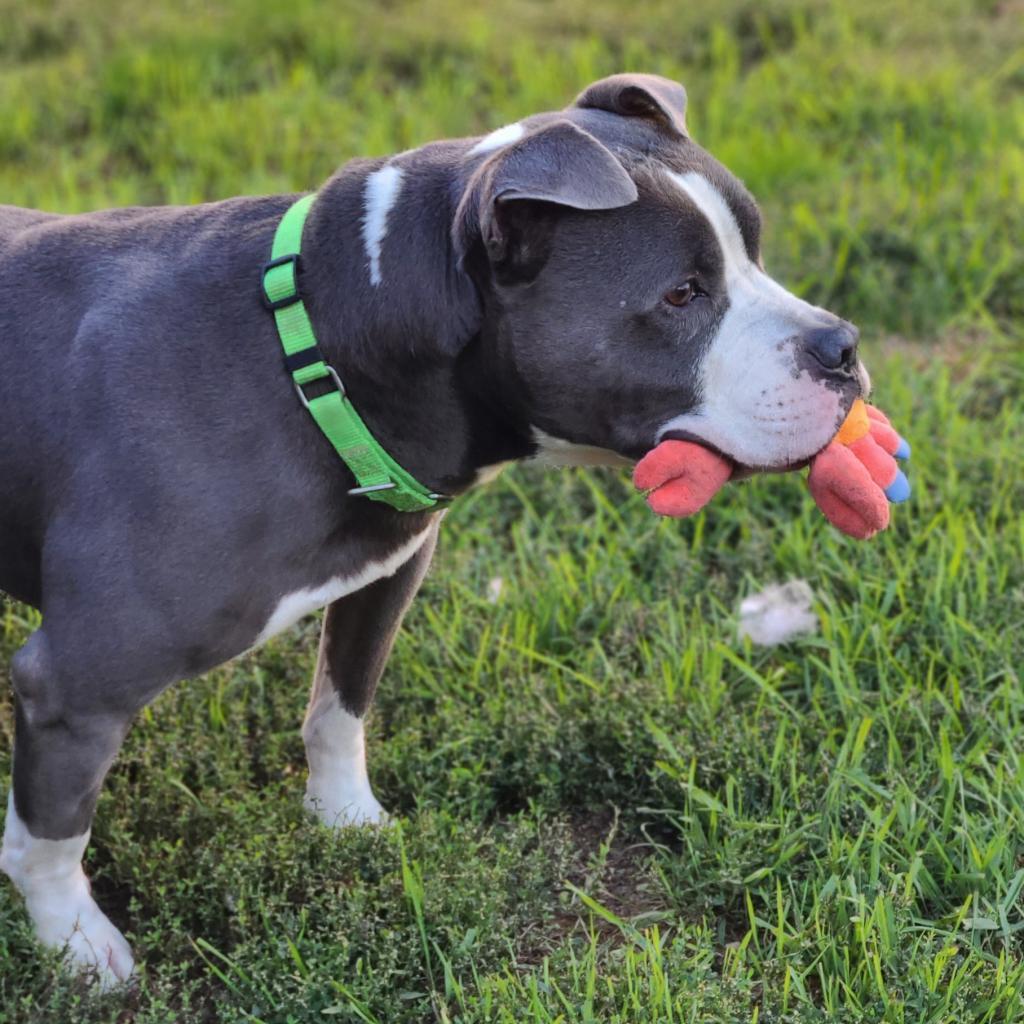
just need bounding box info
[514,809,670,966]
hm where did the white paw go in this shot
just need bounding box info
[301,698,391,829]
[304,786,390,828]
[1,796,134,990]
[25,874,135,989]
[53,900,135,989]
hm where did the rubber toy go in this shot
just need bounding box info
[633,399,910,539]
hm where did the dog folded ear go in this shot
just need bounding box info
[455,119,637,284]
[573,74,688,137]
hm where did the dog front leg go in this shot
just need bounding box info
[302,522,439,827]
[1,631,136,988]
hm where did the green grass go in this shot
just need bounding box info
[1,1,1023,1021]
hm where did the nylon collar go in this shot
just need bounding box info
[261,194,447,512]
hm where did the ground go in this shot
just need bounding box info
[1,1,1023,1021]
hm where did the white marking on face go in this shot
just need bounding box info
[361,164,405,286]
[469,122,524,155]
[302,690,386,827]
[659,171,848,468]
[0,793,134,988]
[256,528,432,646]
[531,428,633,469]
[857,361,872,396]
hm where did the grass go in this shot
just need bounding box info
[1,0,1023,1020]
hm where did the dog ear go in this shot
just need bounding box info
[573,74,688,137]
[455,119,637,285]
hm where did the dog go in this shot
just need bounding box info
[0,74,867,986]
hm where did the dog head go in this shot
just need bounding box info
[455,74,868,472]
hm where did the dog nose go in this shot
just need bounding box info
[804,323,859,372]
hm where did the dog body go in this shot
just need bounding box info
[0,75,864,984]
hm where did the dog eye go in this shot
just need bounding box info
[664,280,699,307]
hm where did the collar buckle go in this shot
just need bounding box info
[293,364,344,409]
[349,482,397,496]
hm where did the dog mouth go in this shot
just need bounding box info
[657,380,864,480]
[658,429,813,480]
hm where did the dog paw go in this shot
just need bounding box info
[29,885,135,989]
[2,809,135,992]
[58,906,136,990]
[304,787,391,829]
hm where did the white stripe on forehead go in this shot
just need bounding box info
[666,169,808,313]
[361,164,405,287]
[665,171,753,281]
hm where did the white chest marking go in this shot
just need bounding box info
[473,460,513,487]
[256,529,431,646]
[530,428,632,469]
[658,172,842,468]
[469,122,524,155]
[361,164,405,286]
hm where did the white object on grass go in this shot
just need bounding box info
[737,580,818,646]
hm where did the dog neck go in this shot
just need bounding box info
[298,150,533,497]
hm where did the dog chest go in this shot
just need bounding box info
[253,527,432,646]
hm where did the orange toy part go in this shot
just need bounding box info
[833,398,871,445]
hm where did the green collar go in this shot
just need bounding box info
[262,194,446,512]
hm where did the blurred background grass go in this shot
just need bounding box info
[2,0,1022,335]
[1,1,1023,1022]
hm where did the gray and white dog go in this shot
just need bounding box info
[0,74,866,985]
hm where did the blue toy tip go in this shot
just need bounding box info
[894,438,911,460]
[885,469,911,504]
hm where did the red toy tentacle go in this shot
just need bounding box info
[867,419,901,456]
[644,463,732,517]
[807,441,890,539]
[633,440,704,491]
[847,434,898,490]
[864,404,892,427]
[633,440,732,518]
